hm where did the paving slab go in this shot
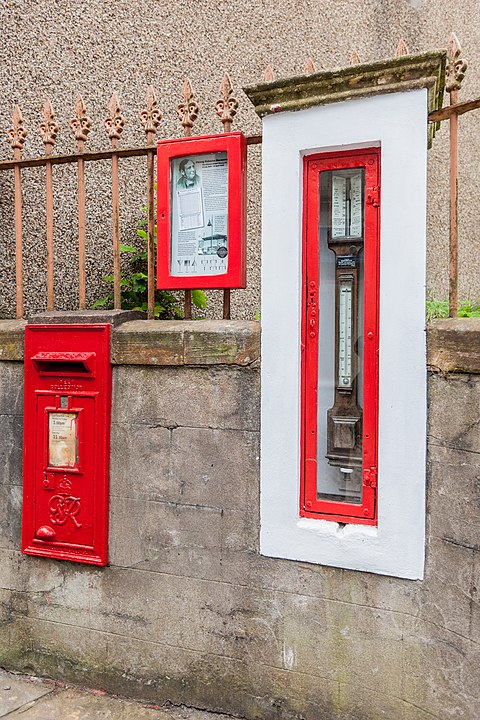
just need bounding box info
[0,670,54,716]
[5,689,179,719]
[0,669,234,720]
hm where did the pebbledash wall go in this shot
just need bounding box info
[0,318,479,720]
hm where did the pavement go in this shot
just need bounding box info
[0,669,234,719]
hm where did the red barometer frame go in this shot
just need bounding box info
[156,132,247,290]
[300,148,380,525]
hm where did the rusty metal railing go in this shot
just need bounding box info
[427,34,479,317]
[1,75,260,321]
[1,38,479,321]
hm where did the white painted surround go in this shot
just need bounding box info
[260,89,428,579]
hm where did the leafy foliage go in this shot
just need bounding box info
[93,208,207,318]
[426,296,480,321]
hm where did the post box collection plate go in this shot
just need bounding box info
[22,324,111,565]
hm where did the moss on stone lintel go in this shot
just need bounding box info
[244,51,446,123]
[0,320,26,361]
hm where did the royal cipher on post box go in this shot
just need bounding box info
[22,324,111,566]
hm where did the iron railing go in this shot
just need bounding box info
[1,37,479,320]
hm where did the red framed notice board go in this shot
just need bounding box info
[156,132,247,290]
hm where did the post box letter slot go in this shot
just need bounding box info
[32,352,95,376]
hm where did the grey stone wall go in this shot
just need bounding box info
[0,319,479,720]
[1,1,479,319]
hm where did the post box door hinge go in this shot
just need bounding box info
[366,186,380,207]
[363,466,378,488]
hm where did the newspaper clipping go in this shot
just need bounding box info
[170,152,229,276]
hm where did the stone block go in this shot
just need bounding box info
[428,373,480,450]
[402,621,477,720]
[22,563,283,666]
[0,485,22,550]
[28,309,145,327]
[280,593,405,697]
[427,443,480,544]
[110,421,172,501]
[333,679,416,720]
[169,426,259,510]
[25,616,111,680]
[111,423,259,513]
[112,320,184,366]
[470,550,480,644]
[421,537,474,639]
[109,496,257,571]
[183,320,260,366]
[428,318,480,374]
[0,363,23,415]
[0,415,23,487]
[111,319,260,367]
[112,365,260,431]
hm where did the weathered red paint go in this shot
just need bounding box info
[22,324,111,565]
[156,132,247,290]
[300,149,380,525]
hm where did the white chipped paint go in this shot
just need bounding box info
[260,88,428,579]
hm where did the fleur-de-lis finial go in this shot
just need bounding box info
[69,96,92,148]
[39,100,59,149]
[140,85,162,140]
[349,50,361,65]
[215,73,239,131]
[177,78,199,133]
[304,57,316,74]
[263,66,275,82]
[395,38,409,57]
[8,105,28,153]
[446,32,467,92]
[105,93,125,143]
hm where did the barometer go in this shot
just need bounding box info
[326,168,364,470]
[301,148,379,521]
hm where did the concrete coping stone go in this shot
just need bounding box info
[244,50,446,147]
[0,318,260,367]
[244,51,446,118]
[28,309,146,326]
[427,317,480,374]
[3,317,480,373]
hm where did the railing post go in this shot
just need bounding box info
[7,105,27,319]
[140,86,162,320]
[69,97,92,310]
[39,100,59,311]
[177,78,199,320]
[215,73,239,320]
[446,33,467,318]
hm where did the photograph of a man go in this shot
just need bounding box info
[177,158,201,189]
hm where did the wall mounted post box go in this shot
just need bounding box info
[22,324,111,565]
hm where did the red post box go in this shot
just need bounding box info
[22,324,111,565]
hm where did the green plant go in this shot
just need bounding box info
[426,296,480,321]
[93,210,207,318]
